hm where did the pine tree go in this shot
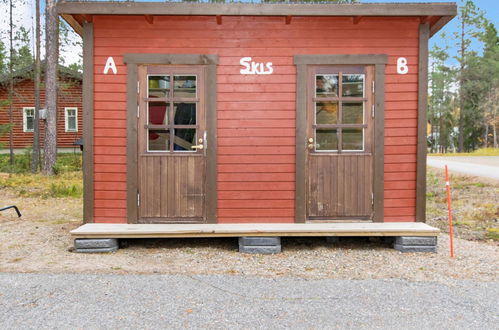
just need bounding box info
[43,0,58,175]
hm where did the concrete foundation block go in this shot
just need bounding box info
[239,236,281,246]
[326,236,339,244]
[239,245,282,254]
[395,236,437,246]
[239,237,281,254]
[75,238,119,253]
[394,244,437,253]
[75,246,119,253]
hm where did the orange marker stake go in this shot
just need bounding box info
[445,165,455,258]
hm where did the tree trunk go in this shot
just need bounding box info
[43,0,58,175]
[8,0,14,166]
[494,123,498,149]
[457,14,465,153]
[31,0,41,173]
[484,125,488,148]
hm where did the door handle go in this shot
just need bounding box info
[191,144,204,150]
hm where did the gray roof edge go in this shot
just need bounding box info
[57,2,457,17]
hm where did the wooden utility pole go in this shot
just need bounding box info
[43,0,58,175]
[31,0,41,172]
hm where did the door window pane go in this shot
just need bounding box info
[174,75,196,98]
[174,129,196,151]
[342,102,364,124]
[342,128,363,151]
[148,102,169,125]
[316,74,338,98]
[148,129,170,151]
[316,102,338,124]
[148,76,170,98]
[316,129,338,151]
[342,74,364,97]
[174,102,196,125]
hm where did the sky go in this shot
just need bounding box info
[363,0,499,61]
[0,0,497,68]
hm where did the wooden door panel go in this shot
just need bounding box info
[138,65,206,224]
[308,155,372,219]
[139,155,205,222]
[306,65,374,221]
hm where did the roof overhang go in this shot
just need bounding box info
[58,1,457,37]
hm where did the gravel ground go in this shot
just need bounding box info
[0,273,497,329]
[1,178,498,283]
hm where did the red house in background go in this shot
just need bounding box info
[58,2,457,253]
[0,64,83,151]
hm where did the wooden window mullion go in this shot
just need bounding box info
[339,72,343,153]
[169,74,174,152]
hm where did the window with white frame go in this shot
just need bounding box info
[23,107,35,132]
[65,107,78,132]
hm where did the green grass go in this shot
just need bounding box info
[0,171,83,199]
[429,148,499,156]
[0,151,82,174]
[485,228,499,241]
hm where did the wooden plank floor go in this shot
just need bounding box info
[71,222,439,238]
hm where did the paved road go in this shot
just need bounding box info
[0,273,497,329]
[427,156,499,180]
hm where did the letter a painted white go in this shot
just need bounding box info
[103,56,117,75]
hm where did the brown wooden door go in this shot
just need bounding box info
[306,65,374,221]
[137,65,207,223]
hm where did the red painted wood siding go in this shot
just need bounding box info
[0,78,83,149]
[92,15,421,223]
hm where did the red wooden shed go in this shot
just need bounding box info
[59,1,456,253]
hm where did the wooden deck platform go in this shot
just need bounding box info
[71,222,440,239]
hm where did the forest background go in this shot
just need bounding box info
[0,0,497,173]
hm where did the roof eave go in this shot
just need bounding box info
[58,2,457,37]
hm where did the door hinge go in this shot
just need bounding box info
[137,192,140,206]
[372,80,375,94]
[371,104,375,118]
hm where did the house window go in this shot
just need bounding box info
[65,107,78,132]
[23,107,35,132]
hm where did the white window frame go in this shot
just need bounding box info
[65,107,78,132]
[23,107,35,133]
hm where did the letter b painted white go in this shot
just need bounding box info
[103,56,117,75]
[397,57,408,75]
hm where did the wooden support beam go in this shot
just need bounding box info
[216,15,222,25]
[420,15,431,24]
[144,15,154,24]
[61,14,83,36]
[285,15,292,25]
[353,16,362,24]
[82,14,93,23]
